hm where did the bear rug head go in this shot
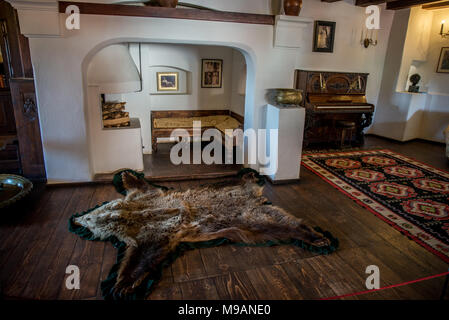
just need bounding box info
[70,170,338,300]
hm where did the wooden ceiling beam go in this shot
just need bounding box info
[386,0,443,10]
[57,1,275,25]
[422,1,449,10]
[355,0,388,7]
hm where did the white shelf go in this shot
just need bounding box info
[274,15,314,48]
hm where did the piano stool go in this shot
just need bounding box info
[336,120,356,148]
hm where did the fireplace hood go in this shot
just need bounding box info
[87,44,141,94]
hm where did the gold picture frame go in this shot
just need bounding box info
[157,72,179,91]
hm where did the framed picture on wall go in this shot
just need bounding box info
[157,72,179,91]
[436,47,449,73]
[313,21,336,53]
[201,59,223,88]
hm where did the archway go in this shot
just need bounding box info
[83,40,256,179]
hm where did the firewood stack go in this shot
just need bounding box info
[102,102,130,128]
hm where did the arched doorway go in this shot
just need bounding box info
[84,41,254,180]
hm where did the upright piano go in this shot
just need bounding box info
[294,70,374,147]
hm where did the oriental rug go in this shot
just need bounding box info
[69,169,338,300]
[302,149,449,263]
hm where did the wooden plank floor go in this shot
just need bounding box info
[94,143,242,182]
[1,136,448,300]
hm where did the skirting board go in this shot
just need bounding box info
[266,175,300,185]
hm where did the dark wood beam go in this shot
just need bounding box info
[422,1,449,9]
[387,0,442,10]
[355,0,388,6]
[58,1,275,25]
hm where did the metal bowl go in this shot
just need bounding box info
[0,174,33,209]
[266,88,303,106]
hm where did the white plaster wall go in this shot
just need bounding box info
[23,0,394,182]
[416,9,449,143]
[294,2,394,110]
[230,49,247,117]
[87,86,144,174]
[368,9,414,141]
[28,15,273,182]
[371,7,449,143]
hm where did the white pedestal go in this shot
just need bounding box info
[265,104,305,183]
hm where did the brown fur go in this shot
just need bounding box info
[74,172,330,297]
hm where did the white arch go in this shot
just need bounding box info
[82,38,257,176]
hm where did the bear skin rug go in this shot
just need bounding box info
[69,170,338,300]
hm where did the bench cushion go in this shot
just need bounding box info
[153,115,241,134]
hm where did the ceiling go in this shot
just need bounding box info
[321,0,449,10]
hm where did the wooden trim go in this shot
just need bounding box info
[58,2,275,25]
[93,170,241,183]
[423,1,449,10]
[355,0,388,6]
[386,0,439,10]
[230,111,244,124]
[151,109,231,119]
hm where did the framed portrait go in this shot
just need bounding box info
[157,72,179,91]
[313,21,336,53]
[436,47,449,73]
[201,59,223,88]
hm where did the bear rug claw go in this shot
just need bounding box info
[69,170,338,300]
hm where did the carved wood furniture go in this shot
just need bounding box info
[0,1,46,181]
[294,69,375,148]
[151,110,243,153]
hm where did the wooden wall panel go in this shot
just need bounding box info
[0,90,16,134]
[10,79,46,181]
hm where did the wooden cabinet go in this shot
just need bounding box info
[0,1,46,181]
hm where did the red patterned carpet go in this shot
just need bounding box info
[302,149,449,263]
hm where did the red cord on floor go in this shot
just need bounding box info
[320,271,449,300]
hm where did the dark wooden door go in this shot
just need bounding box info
[10,79,46,180]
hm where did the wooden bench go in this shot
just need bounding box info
[151,110,244,153]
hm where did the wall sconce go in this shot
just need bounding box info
[361,28,378,48]
[440,20,449,39]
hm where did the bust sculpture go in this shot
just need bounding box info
[408,73,421,93]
